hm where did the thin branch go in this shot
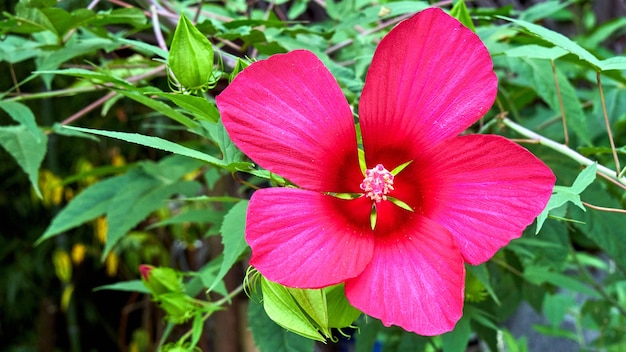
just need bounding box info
[501,117,626,187]
[597,72,621,176]
[150,5,169,53]
[551,60,569,145]
[582,201,626,214]
[59,91,117,126]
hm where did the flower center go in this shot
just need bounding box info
[360,164,394,203]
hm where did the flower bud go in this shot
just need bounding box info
[139,265,182,295]
[168,13,215,92]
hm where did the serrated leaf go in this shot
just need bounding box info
[536,164,596,233]
[39,173,132,244]
[93,280,150,293]
[150,92,219,123]
[208,201,249,291]
[523,266,600,298]
[0,125,47,198]
[206,120,244,165]
[248,295,315,352]
[103,178,201,256]
[116,89,198,129]
[504,45,567,60]
[62,126,226,167]
[261,278,325,342]
[570,162,597,194]
[500,15,601,69]
[0,100,40,139]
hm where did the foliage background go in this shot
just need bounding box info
[1,0,626,351]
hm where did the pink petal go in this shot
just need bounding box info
[419,135,556,264]
[247,188,374,288]
[359,8,497,164]
[217,50,363,193]
[345,215,465,336]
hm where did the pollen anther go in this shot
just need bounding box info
[360,164,394,203]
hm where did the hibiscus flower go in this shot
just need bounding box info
[216,8,555,335]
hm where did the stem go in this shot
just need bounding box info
[596,72,621,176]
[568,240,626,317]
[59,91,117,126]
[150,5,169,52]
[177,283,245,344]
[551,60,569,145]
[582,201,626,214]
[501,117,626,187]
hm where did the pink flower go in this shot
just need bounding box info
[217,8,555,335]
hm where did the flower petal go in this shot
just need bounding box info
[345,215,465,336]
[359,8,497,164]
[217,50,362,193]
[419,134,556,264]
[247,187,374,288]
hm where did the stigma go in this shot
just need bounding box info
[360,164,394,203]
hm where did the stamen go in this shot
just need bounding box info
[360,164,394,203]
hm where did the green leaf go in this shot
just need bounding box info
[450,0,475,32]
[38,173,130,244]
[261,277,326,342]
[0,100,40,139]
[206,120,244,166]
[116,89,198,129]
[500,15,601,69]
[150,92,219,123]
[61,126,226,167]
[287,287,330,337]
[93,280,150,294]
[466,263,499,305]
[169,13,215,91]
[441,314,471,352]
[525,59,591,145]
[536,163,596,232]
[0,125,47,198]
[504,45,568,60]
[190,311,203,349]
[324,284,361,328]
[248,295,315,352]
[208,201,249,291]
[103,178,200,256]
[542,293,576,328]
[523,266,600,298]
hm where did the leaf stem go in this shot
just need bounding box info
[596,72,621,176]
[177,283,245,344]
[550,60,569,145]
[501,117,626,187]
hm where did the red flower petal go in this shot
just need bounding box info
[345,216,465,336]
[246,188,374,288]
[419,135,556,264]
[359,8,497,164]
[217,50,363,193]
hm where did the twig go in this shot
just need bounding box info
[501,117,626,187]
[582,201,626,214]
[551,60,569,145]
[150,5,169,53]
[597,72,621,176]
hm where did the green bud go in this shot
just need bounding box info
[158,292,195,323]
[139,265,182,295]
[169,13,215,92]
